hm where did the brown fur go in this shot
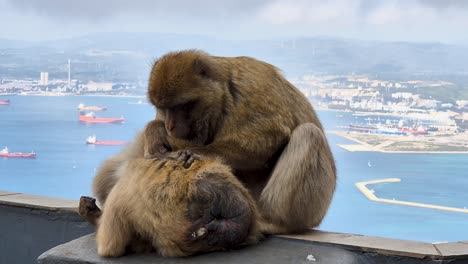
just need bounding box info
[92,132,146,206]
[145,50,337,233]
[90,50,337,256]
[94,155,260,257]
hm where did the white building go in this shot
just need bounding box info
[392,92,413,99]
[456,100,468,108]
[40,72,49,86]
[86,81,113,92]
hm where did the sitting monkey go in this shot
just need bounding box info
[80,149,261,257]
[143,50,337,234]
[84,49,337,257]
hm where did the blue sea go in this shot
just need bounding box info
[1,96,467,243]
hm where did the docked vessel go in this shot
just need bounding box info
[349,123,428,136]
[400,126,428,135]
[86,135,128,146]
[77,103,107,111]
[0,147,36,158]
[79,112,125,124]
[0,99,10,105]
[128,100,148,105]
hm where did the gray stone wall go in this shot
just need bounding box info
[0,192,94,264]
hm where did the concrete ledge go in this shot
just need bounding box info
[0,190,466,264]
[38,234,361,264]
[434,242,468,258]
[0,190,93,264]
[0,191,78,212]
[38,234,455,264]
[280,230,468,260]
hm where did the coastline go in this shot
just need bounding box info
[313,106,352,113]
[9,93,146,99]
[326,130,468,154]
[356,178,468,214]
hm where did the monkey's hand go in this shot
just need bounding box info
[79,196,102,226]
[144,119,172,158]
[175,149,201,168]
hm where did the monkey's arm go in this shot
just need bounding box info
[144,114,172,157]
[258,123,336,234]
[183,130,288,171]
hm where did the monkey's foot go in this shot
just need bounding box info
[176,150,201,168]
[79,196,102,226]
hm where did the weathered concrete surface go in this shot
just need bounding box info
[0,204,94,264]
[0,192,78,211]
[38,234,458,264]
[280,230,441,259]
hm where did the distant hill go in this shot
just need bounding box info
[1,33,468,83]
[0,38,35,49]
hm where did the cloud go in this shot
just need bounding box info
[256,0,359,25]
[419,0,468,10]
[255,0,468,26]
[252,0,468,42]
[2,0,468,42]
[4,0,268,21]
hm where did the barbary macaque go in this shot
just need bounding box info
[81,150,261,257]
[145,50,337,234]
[88,49,336,256]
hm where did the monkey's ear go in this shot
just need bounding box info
[192,56,219,80]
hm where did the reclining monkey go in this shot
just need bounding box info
[80,142,261,257]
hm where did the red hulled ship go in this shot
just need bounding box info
[79,112,125,124]
[0,99,10,105]
[0,147,36,158]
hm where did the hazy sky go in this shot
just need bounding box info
[1,0,468,43]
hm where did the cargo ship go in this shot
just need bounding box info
[0,99,10,105]
[77,103,107,111]
[0,147,36,158]
[85,135,128,146]
[79,112,125,124]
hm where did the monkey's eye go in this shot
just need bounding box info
[180,101,196,111]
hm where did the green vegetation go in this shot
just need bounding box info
[401,85,468,104]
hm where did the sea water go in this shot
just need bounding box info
[0,96,467,242]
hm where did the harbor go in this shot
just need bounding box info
[327,130,468,153]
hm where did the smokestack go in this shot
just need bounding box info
[68,59,71,88]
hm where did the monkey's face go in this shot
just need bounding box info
[148,51,225,145]
[160,102,196,140]
[138,159,260,257]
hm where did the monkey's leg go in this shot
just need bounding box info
[258,123,336,234]
[95,192,133,257]
[92,158,122,206]
[92,132,145,205]
[78,196,102,226]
